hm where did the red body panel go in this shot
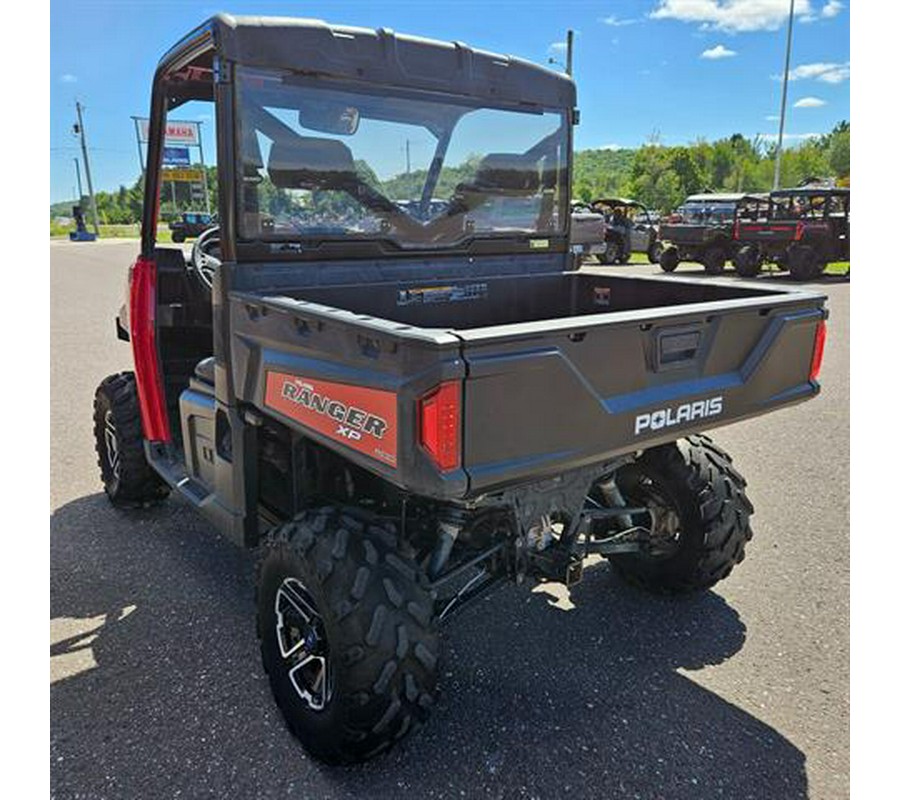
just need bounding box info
[129,256,172,442]
[265,371,399,468]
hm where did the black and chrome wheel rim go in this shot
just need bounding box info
[275,577,334,712]
[103,410,120,480]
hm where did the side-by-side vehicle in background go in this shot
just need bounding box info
[733,187,849,280]
[589,197,662,265]
[93,14,828,764]
[657,193,752,274]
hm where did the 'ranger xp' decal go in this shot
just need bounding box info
[265,372,398,467]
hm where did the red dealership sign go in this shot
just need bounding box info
[137,118,200,146]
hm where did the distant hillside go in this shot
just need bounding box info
[51,199,78,218]
[572,148,635,201]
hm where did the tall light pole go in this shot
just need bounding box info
[773,0,796,190]
[74,101,100,236]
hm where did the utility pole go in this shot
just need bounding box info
[131,115,146,178]
[74,101,100,236]
[73,158,84,205]
[773,0,796,190]
[405,139,411,175]
[548,29,574,76]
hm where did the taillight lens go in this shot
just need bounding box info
[419,381,461,472]
[809,320,827,381]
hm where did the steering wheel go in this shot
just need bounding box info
[191,226,221,291]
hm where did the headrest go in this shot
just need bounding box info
[472,153,540,193]
[267,136,356,190]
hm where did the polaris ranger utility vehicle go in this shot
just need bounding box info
[93,14,828,765]
[657,193,750,274]
[733,187,849,280]
[590,197,662,265]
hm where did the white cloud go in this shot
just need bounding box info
[701,44,737,59]
[60,74,77,83]
[765,114,780,121]
[779,61,850,83]
[822,1,843,19]
[794,96,827,108]
[601,15,639,26]
[651,0,814,33]
[548,41,567,53]
[599,144,624,150]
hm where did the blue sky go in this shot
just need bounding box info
[49,0,850,204]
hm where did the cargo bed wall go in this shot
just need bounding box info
[457,294,826,493]
[277,273,776,331]
[231,268,824,501]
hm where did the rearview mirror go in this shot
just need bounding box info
[298,102,360,136]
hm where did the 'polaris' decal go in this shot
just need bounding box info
[265,372,398,467]
[634,396,723,435]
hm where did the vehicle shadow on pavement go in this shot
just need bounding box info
[50,493,807,800]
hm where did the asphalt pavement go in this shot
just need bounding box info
[50,240,849,799]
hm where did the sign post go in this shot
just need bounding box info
[197,122,211,214]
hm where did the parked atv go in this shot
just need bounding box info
[657,193,751,274]
[733,188,849,280]
[588,198,662,264]
[94,14,828,765]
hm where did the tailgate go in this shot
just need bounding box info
[457,287,827,494]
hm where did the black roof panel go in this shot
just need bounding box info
[160,14,575,110]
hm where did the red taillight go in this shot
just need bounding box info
[809,320,827,381]
[418,381,461,472]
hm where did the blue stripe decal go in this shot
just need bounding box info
[604,372,743,414]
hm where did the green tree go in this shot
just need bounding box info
[828,130,850,178]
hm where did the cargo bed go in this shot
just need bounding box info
[230,268,826,499]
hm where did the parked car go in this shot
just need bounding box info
[168,211,217,243]
[570,201,608,265]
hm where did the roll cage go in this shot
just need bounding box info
[139,14,577,262]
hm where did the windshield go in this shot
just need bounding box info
[675,202,736,224]
[235,66,569,248]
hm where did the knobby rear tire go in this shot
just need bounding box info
[257,507,439,764]
[606,435,754,594]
